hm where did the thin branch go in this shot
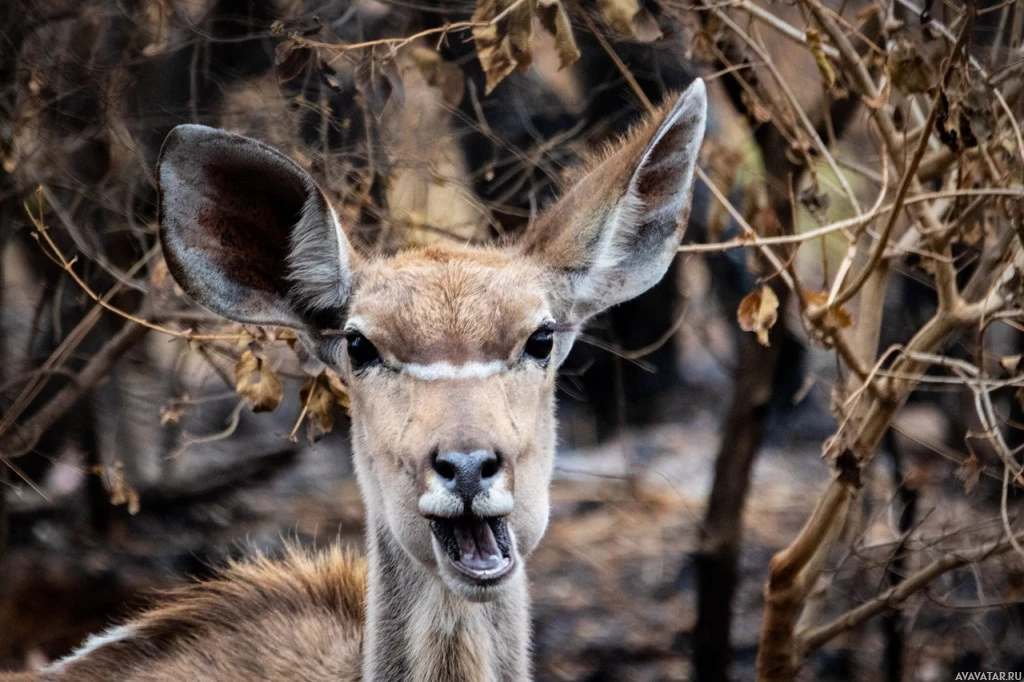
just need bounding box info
[0,318,149,461]
[798,529,1024,653]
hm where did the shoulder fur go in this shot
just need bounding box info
[40,544,367,682]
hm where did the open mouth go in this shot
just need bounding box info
[429,515,515,584]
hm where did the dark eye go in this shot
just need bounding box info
[346,332,381,371]
[524,326,554,362]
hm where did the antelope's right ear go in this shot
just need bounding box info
[521,80,706,325]
[158,125,354,330]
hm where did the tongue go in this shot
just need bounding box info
[453,518,504,572]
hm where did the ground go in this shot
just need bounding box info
[1,410,1021,680]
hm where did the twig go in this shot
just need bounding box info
[826,8,974,311]
[28,203,245,342]
[710,7,864,216]
[0,318,149,461]
[733,0,840,58]
[798,529,1024,652]
[695,167,797,292]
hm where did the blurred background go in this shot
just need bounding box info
[1,0,1023,679]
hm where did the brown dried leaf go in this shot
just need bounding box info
[106,461,141,515]
[300,370,351,441]
[275,40,314,84]
[805,29,836,90]
[737,285,779,346]
[472,0,535,94]
[803,290,852,329]
[160,399,186,426]
[935,87,991,152]
[598,0,662,42]
[324,368,352,415]
[536,0,581,70]
[628,8,663,43]
[1001,354,1022,375]
[956,453,981,494]
[888,36,935,95]
[150,257,170,290]
[235,348,283,413]
[960,216,983,247]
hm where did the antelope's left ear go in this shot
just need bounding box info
[521,79,706,323]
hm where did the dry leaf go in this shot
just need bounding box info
[300,370,351,441]
[956,453,981,494]
[275,39,314,83]
[888,35,935,95]
[105,461,141,515]
[472,0,535,94]
[959,215,984,247]
[536,0,581,69]
[150,257,170,290]
[737,285,779,346]
[235,347,283,413]
[805,29,836,90]
[160,399,186,426]
[935,88,991,152]
[598,0,663,42]
[803,290,852,329]
[628,8,663,43]
[1000,354,1022,375]
[324,368,352,414]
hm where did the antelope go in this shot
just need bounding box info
[21,78,706,681]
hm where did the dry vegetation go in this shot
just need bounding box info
[1,0,1023,680]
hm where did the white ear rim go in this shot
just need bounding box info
[329,203,353,298]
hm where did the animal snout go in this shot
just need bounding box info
[432,449,502,506]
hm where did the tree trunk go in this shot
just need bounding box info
[694,309,787,682]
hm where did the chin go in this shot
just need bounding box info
[437,554,523,602]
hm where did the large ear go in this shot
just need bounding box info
[520,79,706,323]
[158,125,354,330]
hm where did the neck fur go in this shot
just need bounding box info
[362,517,530,682]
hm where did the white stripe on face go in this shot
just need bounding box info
[403,360,506,381]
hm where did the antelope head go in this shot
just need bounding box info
[157,79,706,602]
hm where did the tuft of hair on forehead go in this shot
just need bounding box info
[348,241,554,365]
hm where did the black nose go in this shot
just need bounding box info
[432,449,501,504]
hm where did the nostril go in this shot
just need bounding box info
[480,452,501,480]
[432,451,457,482]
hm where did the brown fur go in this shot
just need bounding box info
[352,245,552,364]
[36,546,366,681]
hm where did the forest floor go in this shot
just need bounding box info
[1,406,1020,680]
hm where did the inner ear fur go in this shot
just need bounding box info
[158,124,353,331]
